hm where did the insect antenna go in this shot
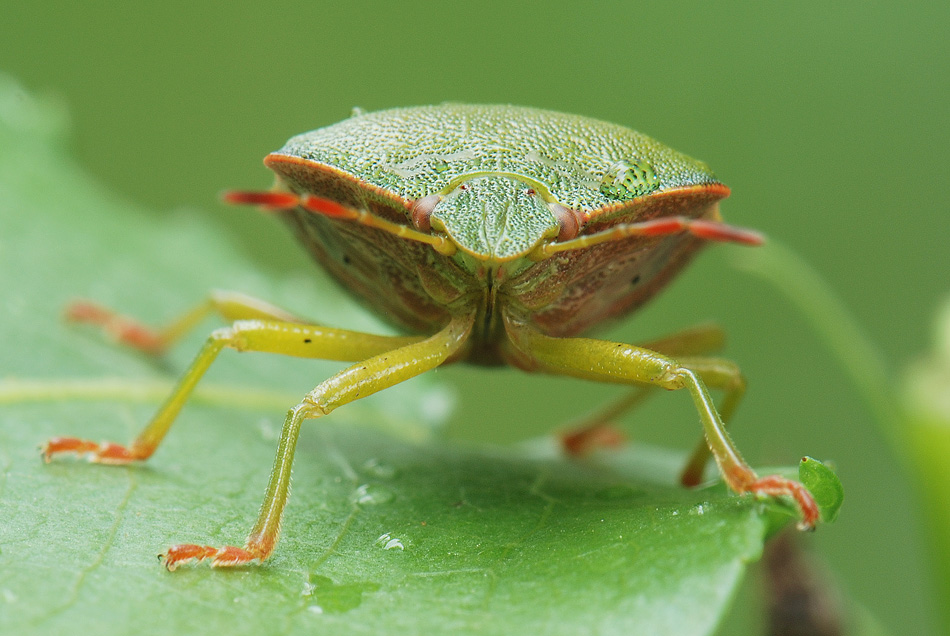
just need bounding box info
[531,216,764,260]
[222,190,457,256]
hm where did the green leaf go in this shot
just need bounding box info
[0,74,815,636]
[798,457,844,523]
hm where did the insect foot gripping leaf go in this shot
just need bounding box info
[41,104,825,570]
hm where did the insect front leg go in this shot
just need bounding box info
[674,356,746,486]
[43,320,424,462]
[505,315,819,530]
[161,312,474,569]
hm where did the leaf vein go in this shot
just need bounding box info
[30,469,138,626]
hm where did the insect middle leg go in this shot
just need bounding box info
[505,316,818,529]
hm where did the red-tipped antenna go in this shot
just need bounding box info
[534,215,764,259]
[221,190,301,210]
[222,190,456,256]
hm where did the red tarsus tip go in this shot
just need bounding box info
[95,442,138,464]
[114,326,165,355]
[42,437,98,462]
[748,475,821,530]
[64,301,110,323]
[64,300,166,354]
[560,424,627,457]
[679,463,705,488]
[41,437,140,464]
[211,546,259,567]
[161,544,219,570]
[161,544,259,570]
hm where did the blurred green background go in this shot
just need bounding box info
[2,1,947,633]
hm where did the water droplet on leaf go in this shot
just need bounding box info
[351,483,395,505]
[375,532,406,551]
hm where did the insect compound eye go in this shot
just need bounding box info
[524,188,536,196]
[599,159,660,200]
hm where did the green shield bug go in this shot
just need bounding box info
[45,104,820,569]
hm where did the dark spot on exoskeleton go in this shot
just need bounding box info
[304,338,312,343]
[630,274,641,286]
[342,254,352,265]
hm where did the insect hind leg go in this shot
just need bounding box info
[505,315,818,529]
[558,323,732,461]
[65,290,310,355]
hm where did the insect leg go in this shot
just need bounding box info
[42,320,424,463]
[161,312,474,569]
[505,316,819,529]
[65,290,310,355]
[673,356,746,486]
[559,323,728,457]
[639,322,727,358]
[641,326,748,485]
[559,387,650,456]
